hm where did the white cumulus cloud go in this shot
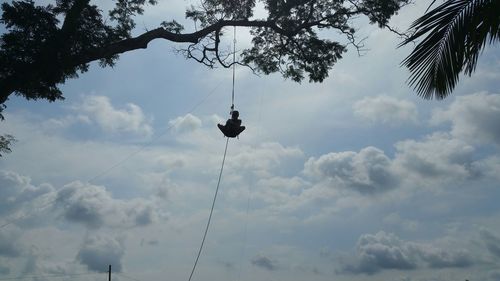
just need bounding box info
[339,231,473,275]
[76,95,153,137]
[353,96,418,125]
[393,133,477,182]
[431,92,500,146]
[168,113,202,133]
[0,170,54,219]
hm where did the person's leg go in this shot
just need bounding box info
[218,124,228,136]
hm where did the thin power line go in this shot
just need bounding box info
[0,272,100,281]
[0,193,56,229]
[116,273,142,281]
[0,81,223,231]
[86,80,224,184]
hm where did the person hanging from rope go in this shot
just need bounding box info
[217,107,245,138]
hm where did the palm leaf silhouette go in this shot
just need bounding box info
[400,0,500,99]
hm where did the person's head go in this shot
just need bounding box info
[231,110,239,119]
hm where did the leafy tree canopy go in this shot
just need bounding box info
[400,0,500,99]
[0,134,15,156]
[0,0,411,119]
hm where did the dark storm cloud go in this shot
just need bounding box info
[77,235,125,273]
[251,255,278,271]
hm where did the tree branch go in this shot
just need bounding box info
[0,0,412,108]
[76,20,285,66]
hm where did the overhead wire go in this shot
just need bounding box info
[0,81,224,231]
[1,23,240,281]
[0,192,57,229]
[86,80,224,184]
[0,272,100,281]
[116,273,142,281]
[2,24,240,281]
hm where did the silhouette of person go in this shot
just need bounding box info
[218,110,245,138]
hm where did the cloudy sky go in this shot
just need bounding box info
[1,1,500,281]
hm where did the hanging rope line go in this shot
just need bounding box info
[188,137,229,281]
[188,25,239,281]
[231,26,236,110]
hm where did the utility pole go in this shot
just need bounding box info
[108,265,111,281]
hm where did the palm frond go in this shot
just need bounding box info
[400,0,500,99]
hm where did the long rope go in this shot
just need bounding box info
[188,137,230,281]
[231,26,236,109]
[188,24,238,281]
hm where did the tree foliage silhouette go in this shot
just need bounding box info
[0,0,416,155]
[400,0,500,99]
[0,0,411,117]
[0,134,15,157]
